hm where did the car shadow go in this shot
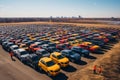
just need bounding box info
[84,55,96,59]
[92,50,104,54]
[62,65,77,72]
[75,60,87,65]
[102,45,112,50]
[51,72,68,80]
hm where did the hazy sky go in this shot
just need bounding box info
[0,0,120,18]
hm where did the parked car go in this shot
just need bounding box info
[38,57,60,76]
[15,49,29,63]
[56,44,69,51]
[5,42,14,51]
[50,52,69,67]
[29,44,41,52]
[71,46,90,57]
[26,54,40,69]
[61,50,81,62]
[35,49,50,57]
[19,43,29,51]
[79,42,100,52]
[10,45,19,55]
[47,47,60,53]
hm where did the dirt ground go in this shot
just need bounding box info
[69,41,120,80]
[0,22,120,80]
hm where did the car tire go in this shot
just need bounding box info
[38,67,42,72]
[20,58,22,61]
[47,72,51,77]
[71,59,75,62]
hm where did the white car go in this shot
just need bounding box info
[15,49,29,63]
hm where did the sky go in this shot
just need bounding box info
[0,0,120,18]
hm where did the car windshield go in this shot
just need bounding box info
[21,51,28,55]
[22,45,27,48]
[75,47,82,51]
[33,45,38,48]
[60,45,66,48]
[42,51,49,55]
[57,55,64,59]
[69,51,76,55]
[8,44,13,46]
[52,48,57,51]
[88,44,94,47]
[49,44,56,46]
[46,61,55,67]
[13,47,19,50]
[32,56,39,62]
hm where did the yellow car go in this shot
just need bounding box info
[74,39,83,44]
[53,41,60,44]
[19,44,29,51]
[38,57,60,76]
[49,38,56,42]
[50,52,69,67]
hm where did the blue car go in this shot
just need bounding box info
[61,50,81,62]
[71,46,90,57]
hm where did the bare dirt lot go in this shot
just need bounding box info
[0,22,120,80]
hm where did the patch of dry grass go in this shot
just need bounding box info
[69,41,120,80]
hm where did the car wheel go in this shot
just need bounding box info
[32,65,35,69]
[38,67,42,72]
[71,59,75,62]
[47,72,51,77]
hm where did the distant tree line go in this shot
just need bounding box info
[0,17,120,23]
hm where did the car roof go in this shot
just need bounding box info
[40,57,52,62]
[52,52,61,56]
[62,49,71,52]
[37,49,45,52]
[11,45,18,48]
[30,44,37,46]
[18,49,26,52]
[29,54,37,57]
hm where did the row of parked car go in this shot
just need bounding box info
[0,24,120,76]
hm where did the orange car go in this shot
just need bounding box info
[29,44,41,52]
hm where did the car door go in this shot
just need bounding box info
[51,54,58,63]
[40,60,47,72]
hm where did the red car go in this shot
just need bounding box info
[29,44,41,52]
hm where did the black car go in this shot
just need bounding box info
[61,50,81,62]
[26,54,40,69]
[1,41,8,49]
[47,47,60,53]
[5,42,14,51]
[48,43,56,47]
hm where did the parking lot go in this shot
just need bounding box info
[0,23,120,80]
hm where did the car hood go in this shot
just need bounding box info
[43,53,50,57]
[34,48,40,51]
[21,54,29,58]
[48,64,60,71]
[59,57,69,63]
[71,53,81,59]
[91,45,100,49]
[81,49,89,53]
